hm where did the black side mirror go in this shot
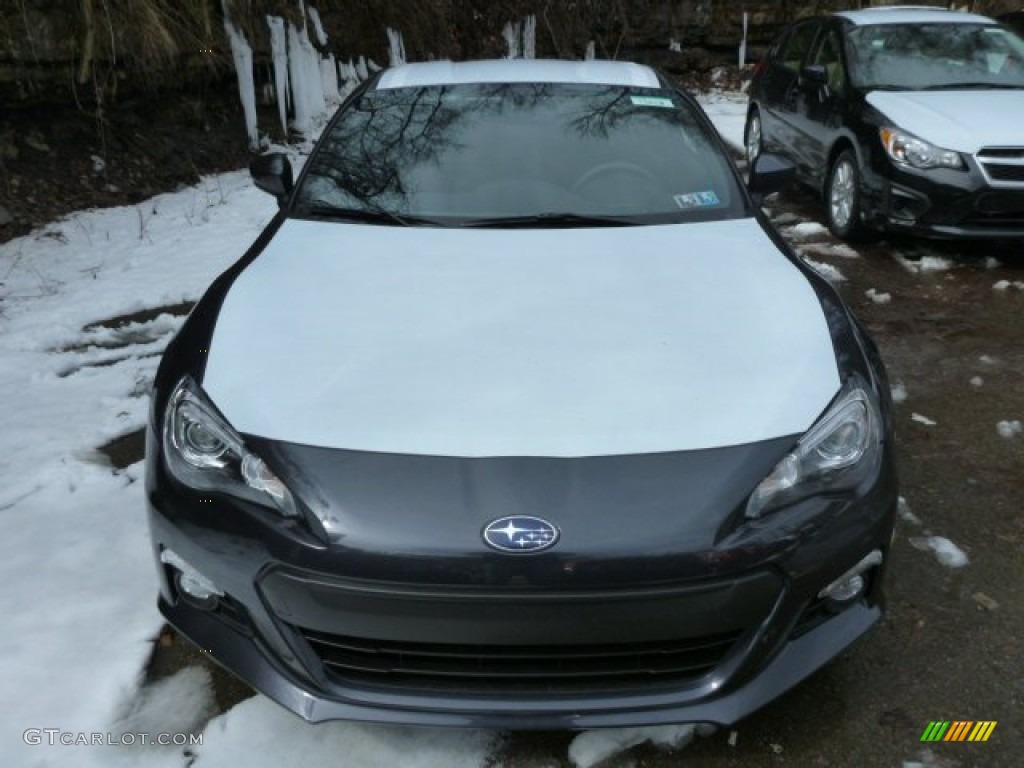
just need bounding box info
[748,153,796,200]
[800,64,828,86]
[250,153,294,207]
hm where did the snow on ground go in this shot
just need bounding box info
[909,536,970,569]
[827,243,859,259]
[890,383,908,403]
[0,96,754,768]
[992,279,1024,291]
[697,91,748,150]
[786,221,829,240]
[899,499,970,572]
[911,413,937,427]
[568,723,715,768]
[0,169,285,768]
[996,420,1023,438]
[894,254,954,274]
[897,496,921,526]
[800,256,846,283]
[113,667,216,738]
[865,288,892,304]
[799,242,858,260]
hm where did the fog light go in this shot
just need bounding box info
[161,548,222,608]
[818,549,882,602]
[823,572,865,602]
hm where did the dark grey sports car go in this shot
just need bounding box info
[146,59,898,728]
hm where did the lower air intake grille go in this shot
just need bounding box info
[297,627,744,692]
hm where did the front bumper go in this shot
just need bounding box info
[146,427,898,729]
[862,155,1024,239]
[158,586,881,728]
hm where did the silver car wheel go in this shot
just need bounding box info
[745,113,762,165]
[830,159,855,230]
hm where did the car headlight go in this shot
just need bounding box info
[879,127,963,170]
[746,377,882,519]
[162,376,297,517]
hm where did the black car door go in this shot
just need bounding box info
[758,19,821,164]
[792,22,851,188]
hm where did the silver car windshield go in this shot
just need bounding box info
[847,23,1024,90]
[294,83,746,225]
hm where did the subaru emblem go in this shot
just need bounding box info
[482,515,560,553]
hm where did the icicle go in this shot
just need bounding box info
[304,38,327,117]
[503,21,521,59]
[523,15,536,59]
[356,55,369,81]
[267,16,290,135]
[338,59,358,99]
[321,54,339,103]
[335,59,360,99]
[287,23,311,135]
[739,12,749,68]
[584,41,596,60]
[307,5,328,47]
[387,28,406,67]
[367,57,383,73]
[222,6,258,149]
[282,7,326,136]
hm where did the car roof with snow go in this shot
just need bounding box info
[376,59,661,90]
[835,6,997,26]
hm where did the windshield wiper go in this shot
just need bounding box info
[299,204,443,227]
[918,82,1024,90]
[462,212,639,228]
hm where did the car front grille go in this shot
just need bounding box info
[977,148,1024,186]
[296,626,744,692]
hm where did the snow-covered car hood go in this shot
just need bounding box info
[202,217,840,457]
[866,89,1024,153]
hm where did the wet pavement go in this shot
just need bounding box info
[124,186,1023,767]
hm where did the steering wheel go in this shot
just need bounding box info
[572,161,660,194]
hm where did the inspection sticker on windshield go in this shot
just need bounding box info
[630,95,674,108]
[674,190,720,209]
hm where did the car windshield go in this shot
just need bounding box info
[293,82,746,226]
[847,23,1024,90]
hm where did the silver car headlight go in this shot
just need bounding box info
[879,127,964,170]
[163,376,298,517]
[746,376,882,519]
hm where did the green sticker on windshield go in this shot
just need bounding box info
[630,95,675,108]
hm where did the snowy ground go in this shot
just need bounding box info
[3,92,1021,768]
[698,90,748,151]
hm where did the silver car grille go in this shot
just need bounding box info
[976,147,1024,186]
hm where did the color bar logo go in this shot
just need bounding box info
[920,721,997,742]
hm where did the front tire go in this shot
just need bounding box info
[826,149,864,240]
[744,108,762,166]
